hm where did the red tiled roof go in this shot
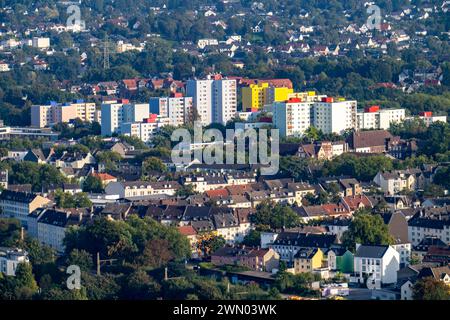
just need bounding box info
[342,195,372,211]
[122,79,138,89]
[321,204,351,216]
[205,189,229,199]
[178,225,197,236]
[91,172,117,181]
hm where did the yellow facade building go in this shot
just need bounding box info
[293,248,324,274]
[242,83,293,111]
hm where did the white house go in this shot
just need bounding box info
[353,244,400,286]
[35,208,91,252]
[0,248,29,276]
[105,180,181,199]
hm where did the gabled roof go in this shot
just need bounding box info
[91,172,117,181]
[178,225,197,236]
[418,266,450,281]
[355,245,389,258]
[183,206,211,221]
[205,189,229,199]
[191,219,215,233]
[272,232,336,248]
[294,247,320,259]
[0,190,41,204]
[347,130,395,149]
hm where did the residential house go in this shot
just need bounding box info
[293,248,324,274]
[341,195,374,213]
[417,266,450,286]
[35,208,92,252]
[105,181,181,199]
[297,141,348,160]
[407,206,450,246]
[381,211,411,267]
[269,232,336,265]
[211,246,280,272]
[373,169,424,195]
[0,248,29,276]
[90,172,117,186]
[353,244,400,286]
[327,247,354,273]
[0,170,7,189]
[0,190,52,227]
[321,218,351,242]
[319,177,362,197]
[178,225,198,258]
[23,148,54,164]
[423,246,450,265]
[295,204,352,222]
[110,142,135,157]
[346,130,398,153]
[53,152,96,170]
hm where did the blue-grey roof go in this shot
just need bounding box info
[355,245,389,258]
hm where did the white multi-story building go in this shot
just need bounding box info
[197,38,219,49]
[405,112,447,127]
[31,101,98,128]
[392,243,412,267]
[0,61,10,72]
[408,212,450,246]
[105,180,181,199]
[31,208,91,252]
[186,76,237,126]
[0,190,52,227]
[0,248,29,276]
[272,96,357,137]
[313,98,357,134]
[150,94,193,126]
[120,115,170,143]
[101,100,149,136]
[272,98,313,137]
[213,79,237,125]
[32,37,50,49]
[353,244,400,286]
[357,106,406,130]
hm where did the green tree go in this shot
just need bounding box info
[96,151,123,171]
[242,230,261,247]
[142,157,167,177]
[413,277,450,300]
[175,184,197,197]
[82,175,104,193]
[122,270,161,300]
[253,201,301,230]
[342,212,394,251]
[65,249,94,272]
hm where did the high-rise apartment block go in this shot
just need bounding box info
[357,106,406,130]
[120,114,171,143]
[31,100,98,128]
[242,82,293,111]
[150,94,193,126]
[273,96,357,137]
[272,98,313,137]
[186,75,237,126]
[101,100,150,136]
[313,98,357,135]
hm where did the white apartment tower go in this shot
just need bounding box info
[272,98,313,137]
[313,98,357,134]
[186,76,237,126]
[357,106,406,130]
[101,100,149,136]
[149,94,193,126]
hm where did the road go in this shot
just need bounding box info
[347,288,374,300]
